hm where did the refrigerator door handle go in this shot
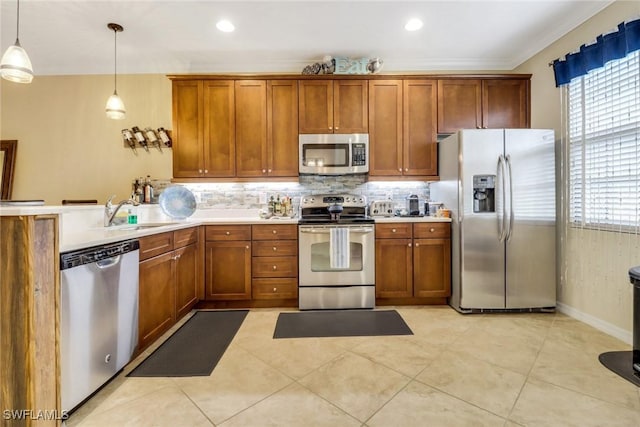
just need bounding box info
[497,155,508,242]
[505,154,514,241]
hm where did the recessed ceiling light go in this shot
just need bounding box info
[216,20,235,32]
[405,18,423,32]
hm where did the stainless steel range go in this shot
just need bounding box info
[298,194,375,310]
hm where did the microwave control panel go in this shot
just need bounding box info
[352,143,367,166]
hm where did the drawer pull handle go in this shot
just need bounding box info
[430,228,435,232]
[225,231,231,235]
[415,243,420,247]
[408,243,412,247]
[392,228,396,233]
[245,245,249,249]
[273,247,277,251]
[273,287,277,292]
[272,265,277,270]
[262,169,266,173]
[272,230,277,234]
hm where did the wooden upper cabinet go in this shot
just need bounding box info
[267,80,299,177]
[172,80,203,178]
[403,80,437,176]
[203,80,235,177]
[437,79,482,134]
[172,80,235,178]
[298,80,368,133]
[369,80,403,176]
[482,79,530,129]
[438,78,531,133]
[236,80,267,177]
[369,79,437,178]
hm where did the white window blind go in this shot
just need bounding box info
[568,50,640,231]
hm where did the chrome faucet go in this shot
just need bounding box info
[104,195,139,227]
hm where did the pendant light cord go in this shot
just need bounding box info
[113,27,118,93]
[15,0,21,42]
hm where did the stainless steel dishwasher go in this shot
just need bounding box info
[60,239,140,413]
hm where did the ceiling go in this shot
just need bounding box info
[0,0,613,76]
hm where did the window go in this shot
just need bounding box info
[568,50,640,230]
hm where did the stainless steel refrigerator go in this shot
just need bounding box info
[430,129,556,312]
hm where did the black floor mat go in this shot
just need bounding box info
[128,310,248,377]
[598,351,640,387]
[273,310,413,339]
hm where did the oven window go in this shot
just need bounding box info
[310,242,363,271]
[302,144,349,167]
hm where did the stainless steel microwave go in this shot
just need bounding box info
[299,134,369,175]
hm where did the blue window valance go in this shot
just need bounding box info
[552,18,640,87]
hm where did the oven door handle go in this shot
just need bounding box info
[299,227,374,234]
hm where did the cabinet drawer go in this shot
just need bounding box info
[413,222,451,239]
[139,232,174,261]
[252,256,298,278]
[174,227,198,248]
[252,224,298,240]
[252,240,298,257]
[252,278,298,299]
[206,225,252,241]
[375,223,412,239]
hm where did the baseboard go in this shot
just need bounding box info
[556,302,632,345]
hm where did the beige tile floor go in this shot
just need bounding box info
[65,306,640,427]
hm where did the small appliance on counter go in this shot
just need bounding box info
[369,200,394,217]
[406,194,421,216]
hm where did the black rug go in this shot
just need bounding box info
[128,310,248,377]
[599,351,640,387]
[273,310,413,339]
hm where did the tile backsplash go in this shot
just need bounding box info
[182,176,430,211]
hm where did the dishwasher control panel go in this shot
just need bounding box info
[60,239,140,270]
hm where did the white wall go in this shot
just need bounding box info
[516,0,640,342]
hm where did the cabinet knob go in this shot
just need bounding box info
[272,265,277,270]
[204,169,208,173]
[408,243,412,247]
[415,243,420,247]
[273,287,277,292]
[392,228,396,233]
[272,230,277,234]
[329,126,333,130]
[273,246,277,251]
[245,245,249,249]
[430,228,435,232]
[398,168,402,172]
[198,169,203,174]
[405,168,408,172]
[335,127,339,130]
[226,231,231,235]
[173,254,181,260]
[262,169,266,173]
[268,169,272,173]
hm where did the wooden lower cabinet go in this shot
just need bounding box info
[139,251,175,350]
[204,225,252,300]
[138,227,201,351]
[375,222,451,302]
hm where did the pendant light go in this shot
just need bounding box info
[0,0,34,83]
[105,23,126,120]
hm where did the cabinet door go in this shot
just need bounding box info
[172,80,203,178]
[437,79,482,133]
[236,80,268,177]
[375,238,413,298]
[368,80,403,176]
[482,79,530,129]
[413,238,451,298]
[267,80,299,176]
[203,80,235,177]
[298,80,333,133]
[205,241,251,300]
[139,252,176,350]
[175,243,199,319]
[404,80,437,176]
[334,80,368,133]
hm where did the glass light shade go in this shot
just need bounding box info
[105,92,126,120]
[0,42,34,84]
[404,18,423,32]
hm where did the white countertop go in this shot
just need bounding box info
[5,205,451,252]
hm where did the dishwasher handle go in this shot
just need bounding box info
[95,255,121,269]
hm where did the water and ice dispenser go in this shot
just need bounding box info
[473,175,495,213]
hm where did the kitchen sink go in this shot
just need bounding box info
[105,222,180,231]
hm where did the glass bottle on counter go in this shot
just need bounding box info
[143,175,154,204]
